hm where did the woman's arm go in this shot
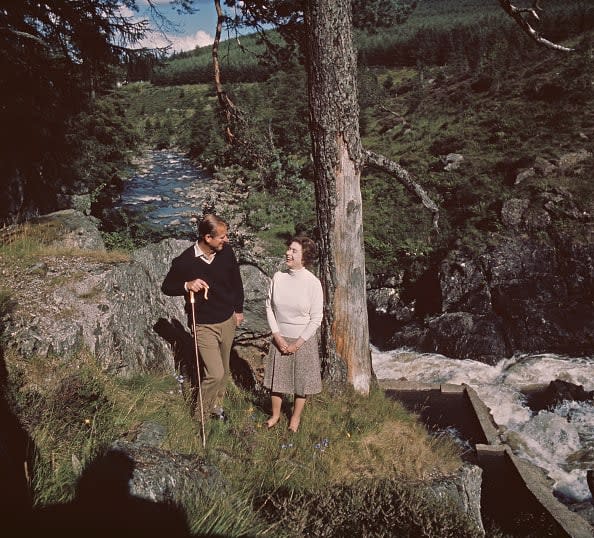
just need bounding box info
[297,276,323,342]
[266,274,289,352]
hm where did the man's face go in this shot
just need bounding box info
[206,224,229,252]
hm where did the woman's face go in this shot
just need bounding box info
[285,241,304,270]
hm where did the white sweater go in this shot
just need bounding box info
[266,268,323,341]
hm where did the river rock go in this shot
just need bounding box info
[526,379,594,412]
[426,464,484,535]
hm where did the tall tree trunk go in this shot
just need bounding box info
[304,0,372,394]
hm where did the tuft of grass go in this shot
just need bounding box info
[259,478,483,537]
[0,222,130,265]
[202,385,462,495]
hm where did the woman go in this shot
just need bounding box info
[264,236,323,432]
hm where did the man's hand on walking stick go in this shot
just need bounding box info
[186,278,209,298]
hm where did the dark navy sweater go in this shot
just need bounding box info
[161,243,244,325]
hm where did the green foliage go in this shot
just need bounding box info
[0,1,161,222]
[153,33,274,86]
[65,93,140,192]
[148,1,593,91]
[100,231,136,252]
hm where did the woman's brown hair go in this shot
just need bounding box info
[291,236,318,268]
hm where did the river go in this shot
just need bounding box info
[372,347,594,505]
[115,149,212,239]
[121,150,593,508]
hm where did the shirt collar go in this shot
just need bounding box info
[194,242,215,263]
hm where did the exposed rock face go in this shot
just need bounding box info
[370,188,594,363]
[32,209,106,250]
[110,422,227,505]
[427,464,484,536]
[1,210,272,377]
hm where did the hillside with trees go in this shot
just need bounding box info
[118,1,593,283]
[112,0,594,365]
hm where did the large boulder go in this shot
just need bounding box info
[31,209,106,250]
[1,217,272,377]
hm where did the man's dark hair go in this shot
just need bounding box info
[198,214,227,240]
[291,236,318,268]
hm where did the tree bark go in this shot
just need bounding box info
[304,0,372,394]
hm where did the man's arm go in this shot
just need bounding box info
[161,254,188,296]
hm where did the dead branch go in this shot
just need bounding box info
[363,149,440,230]
[213,0,243,143]
[0,27,50,48]
[497,0,573,52]
[379,104,408,125]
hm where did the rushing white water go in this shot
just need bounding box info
[372,347,594,503]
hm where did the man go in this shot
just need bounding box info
[162,214,244,422]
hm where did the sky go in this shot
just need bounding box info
[134,0,226,53]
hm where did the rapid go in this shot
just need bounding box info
[372,347,594,504]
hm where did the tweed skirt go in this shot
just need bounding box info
[263,335,322,396]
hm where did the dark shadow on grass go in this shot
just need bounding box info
[0,348,36,536]
[153,317,203,412]
[31,449,193,538]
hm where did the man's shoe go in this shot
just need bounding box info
[211,410,228,422]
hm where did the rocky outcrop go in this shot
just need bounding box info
[426,464,484,535]
[370,187,594,363]
[1,210,272,377]
[110,422,227,504]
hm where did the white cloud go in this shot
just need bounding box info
[143,28,213,52]
[117,3,214,53]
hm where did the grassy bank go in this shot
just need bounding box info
[1,345,482,536]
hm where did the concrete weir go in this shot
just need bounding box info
[380,380,593,538]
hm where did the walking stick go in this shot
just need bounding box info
[190,288,208,449]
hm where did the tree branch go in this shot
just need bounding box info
[497,0,573,52]
[0,27,50,48]
[213,0,243,143]
[363,149,440,230]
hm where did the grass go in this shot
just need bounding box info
[0,221,131,266]
[3,346,472,536]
